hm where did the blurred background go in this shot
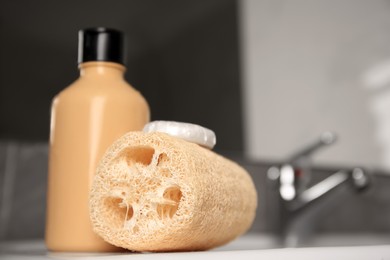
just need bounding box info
[1,0,390,246]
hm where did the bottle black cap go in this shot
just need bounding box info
[78,27,126,65]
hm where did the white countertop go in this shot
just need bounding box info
[1,234,390,260]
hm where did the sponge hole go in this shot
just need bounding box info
[124,205,134,221]
[156,186,182,219]
[163,186,182,203]
[157,153,169,166]
[122,146,155,166]
[103,197,133,229]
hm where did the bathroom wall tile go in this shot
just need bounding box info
[240,0,390,169]
[0,142,48,240]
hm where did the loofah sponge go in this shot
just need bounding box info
[89,131,257,252]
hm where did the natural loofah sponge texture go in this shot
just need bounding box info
[90,132,257,252]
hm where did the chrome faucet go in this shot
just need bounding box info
[267,132,370,246]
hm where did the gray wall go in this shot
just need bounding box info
[240,0,390,170]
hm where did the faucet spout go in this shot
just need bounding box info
[267,132,371,247]
[289,170,348,211]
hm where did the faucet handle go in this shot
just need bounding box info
[267,131,339,202]
[289,131,337,163]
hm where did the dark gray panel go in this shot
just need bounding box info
[0,0,242,151]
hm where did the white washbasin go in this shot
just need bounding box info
[1,234,389,260]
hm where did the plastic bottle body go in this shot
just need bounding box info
[45,62,149,251]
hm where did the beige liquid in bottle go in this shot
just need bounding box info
[45,28,150,252]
